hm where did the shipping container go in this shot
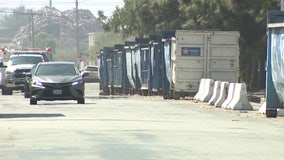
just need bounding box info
[164,30,240,99]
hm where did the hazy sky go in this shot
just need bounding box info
[0,0,125,17]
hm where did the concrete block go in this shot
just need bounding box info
[208,81,221,106]
[193,78,207,101]
[221,83,235,109]
[228,83,253,110]
[258,102,266,114]
[199,79,214,102]
[214,81,229,107]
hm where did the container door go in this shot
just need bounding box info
[174,31,207,92]
[133,47,141,90]
[163,41,172,93]
[150,43,163,92]
[116,52,123,88]
[126,49,135,88]
[141,48,150,90]
[206,31,239,83]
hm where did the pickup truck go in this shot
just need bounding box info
[1,54,45,95]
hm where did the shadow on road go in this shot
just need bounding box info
[0,113,65,118]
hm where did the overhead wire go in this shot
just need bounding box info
[0,1,124,16]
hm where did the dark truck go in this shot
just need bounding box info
[1,48,52,95]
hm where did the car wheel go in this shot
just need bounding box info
[6,88,12,95]
[30,98,37,105]
[2,87,7,95]
[24,85,30,98]
[77,98,85,104]
[24,91,30,98]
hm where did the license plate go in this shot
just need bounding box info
[53,89,62,95]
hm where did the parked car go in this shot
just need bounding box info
[25,62,88,105]
[82,65,99,82]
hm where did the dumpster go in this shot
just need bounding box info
[161,30,239,100]
[0,66,6,89]
[266,11,284,117]
[161,30,176,99]
[172,30,240,99]
[112,44,124,94]
[99,47,113,95]
[134,38,150,95]
[149,34,163,95]
[124,41,136,94]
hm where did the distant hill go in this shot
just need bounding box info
[8,6,102,53]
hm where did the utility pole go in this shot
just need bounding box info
[49,0,52,8]
[282,0,284,11]
[76,0,79,59]
[30,10,35,48]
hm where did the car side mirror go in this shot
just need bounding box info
[81,72,89,78]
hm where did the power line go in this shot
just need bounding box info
[0,1,123,5]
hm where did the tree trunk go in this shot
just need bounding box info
[249,55,258,91]
[257,57,266,91]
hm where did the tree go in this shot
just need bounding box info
[108,0,181,37]
[106,0,279,91]
[34,32,57,51]
[0,6,29,43]
[88,31,130,63]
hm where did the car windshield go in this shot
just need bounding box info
[36,64,78,76]
[85,66,98,71]
[10,56,43,65]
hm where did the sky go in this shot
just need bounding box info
[0,0,125,17]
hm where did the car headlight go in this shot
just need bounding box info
[72,80,83,86]
[5,71,14,80]
[31,80,45,88]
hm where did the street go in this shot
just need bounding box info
[1,83,284,160]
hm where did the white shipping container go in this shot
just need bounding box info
[171,30,240,96]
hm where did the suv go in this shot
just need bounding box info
[82,65,99,82]
[2,54,44,95]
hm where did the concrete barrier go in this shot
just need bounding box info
[221,83,235,109]
[199,79,214,102]
[193,78,207,101]
[214,81,229,107]
[208,81,221,105]
[258,102,266,114]
[227,83,253,110]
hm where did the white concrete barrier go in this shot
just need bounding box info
[221,83,235,108]
[199,79,214,102]
[227,83,253,110]
[277,109,284,117]
[208,81,221,105]
[214,81,229,107]
[193,78,207,100]
[258,102,266,114]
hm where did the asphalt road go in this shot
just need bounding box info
[1,83,284,160]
